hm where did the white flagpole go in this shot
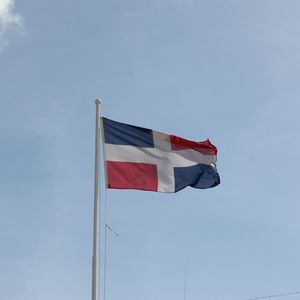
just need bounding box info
[92,99,101,300]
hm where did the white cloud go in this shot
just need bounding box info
[0,0,23,51]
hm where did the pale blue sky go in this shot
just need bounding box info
[1,1,300,300]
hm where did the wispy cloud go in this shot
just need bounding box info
[0,0,23,51]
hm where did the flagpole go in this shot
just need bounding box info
[92,99,101,300]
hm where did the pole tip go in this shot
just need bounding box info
[95,98,102,104]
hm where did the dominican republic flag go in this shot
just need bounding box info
[102,117,220,193]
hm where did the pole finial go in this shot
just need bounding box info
[95,98,102,104]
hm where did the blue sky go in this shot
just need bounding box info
[1,1,300,299]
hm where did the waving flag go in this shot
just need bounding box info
[102,117,220,193]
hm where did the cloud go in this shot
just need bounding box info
[0,0,23,51]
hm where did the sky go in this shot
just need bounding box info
[1,0,300,300]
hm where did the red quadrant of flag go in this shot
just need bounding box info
[106,161,158,191]
[170,135,217,155]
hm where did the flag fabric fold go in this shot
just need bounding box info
[102,117,220,193]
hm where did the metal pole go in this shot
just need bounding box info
[92,99,101,300]
[184,260,188,300]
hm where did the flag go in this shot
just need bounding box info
[102,117,220,193]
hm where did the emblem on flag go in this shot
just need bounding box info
[102,117,220,193]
